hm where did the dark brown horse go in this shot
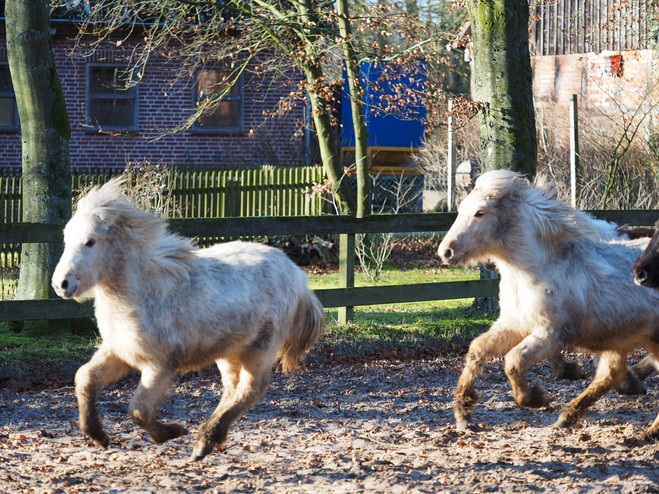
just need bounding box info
[632,222,659,288]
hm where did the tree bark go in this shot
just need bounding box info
[296,0,356,214]
[467,0,537,178]
[6,0,72,332]
[337,0,370,218]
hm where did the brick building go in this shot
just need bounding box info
[0,10,307,174]
[455,0,658,143]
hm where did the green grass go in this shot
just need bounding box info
[0,332,99,383]
[309,264,496,354]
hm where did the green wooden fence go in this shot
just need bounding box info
[0,166,326,266]
[0,209,655,322]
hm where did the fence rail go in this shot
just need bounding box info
[0,166,326,265]
[0,208,656,322]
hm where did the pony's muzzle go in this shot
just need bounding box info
[52,274,79,299]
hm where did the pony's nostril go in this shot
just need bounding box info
[444,249,453,260]
[61,279,69,290]
[635,269,648,282]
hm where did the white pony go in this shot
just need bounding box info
[52,178,325,461]
[438,170,659,439]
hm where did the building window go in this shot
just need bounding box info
[0,64,18,130]
[193,68,243,132]
[86,65,139,131]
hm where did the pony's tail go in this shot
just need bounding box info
[279,290,325,373]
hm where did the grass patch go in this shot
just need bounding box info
[309,265,496,355]
[0,332,99,383]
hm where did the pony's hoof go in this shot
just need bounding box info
[455,418,469,431]
[190,442,215,462]
[91,432,110,449]
[616,375,647,396]
[554,362,587,381]
[518,383,548,409]
[552,416,575,429]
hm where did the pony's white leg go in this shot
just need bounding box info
[128,365,189,444]
[217,358,242,403]
[504,331,559,409]
[454,321,524,430]
[554,349,627,429]
[75,346,132,448]
[191,348,276,461]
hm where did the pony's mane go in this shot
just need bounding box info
[475,170,617,244]
[77,177,196,277]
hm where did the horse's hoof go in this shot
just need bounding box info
[552,417,575,429]
[91,432,110,449]
[190,442,215,462]
[555,362,587,381]
[616,375,647,396]
[518,383,548,409]
[455,418,469,432]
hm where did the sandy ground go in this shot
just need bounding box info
[2,351,659,493]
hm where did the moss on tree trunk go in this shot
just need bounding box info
[6,0,72,335]
[467,0,537,178]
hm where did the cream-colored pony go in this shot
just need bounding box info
[439,170,659,439]
[52,178,325,461]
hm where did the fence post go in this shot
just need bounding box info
[447,99,456,212]
[338,233,355,324]
[570,94,579,209]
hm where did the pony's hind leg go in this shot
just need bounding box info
[554,350,627,428]
[128,365,189,444]
[76,346,132,448]
[548,352,587,380]
[191,350,275,461]
[454,322,524,430]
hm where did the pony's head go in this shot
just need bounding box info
[52,177,169,300]
[438,170,528,266]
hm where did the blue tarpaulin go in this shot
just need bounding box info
[341,62,426,150]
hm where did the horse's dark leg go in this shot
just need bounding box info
[548,352,587,380]
[76,347,132,448]
[191,350,274,461]
[505,332,558,409]
[554,350,627,428]
[128,365,189,444]
[630,355,659,381]
[453,322,524,431]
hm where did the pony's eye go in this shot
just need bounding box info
[85,238,96,248]
[474,211,485,218]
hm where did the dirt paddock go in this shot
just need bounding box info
[1,351,659,493]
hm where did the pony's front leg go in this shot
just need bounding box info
[454,322,524,430]
[554,349,627,428]
[505,332,558,409]
[128,365,189,444]
[76,346,132,448]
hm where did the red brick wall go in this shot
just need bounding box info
[532,49,659,147]
[0,33,307,174]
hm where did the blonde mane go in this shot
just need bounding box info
[77,177,196,277]
[474,170,617,245]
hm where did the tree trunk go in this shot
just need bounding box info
[467,0,537,178]
[6,0,72,334]
[296,0,356,214]
[337,0,370,218]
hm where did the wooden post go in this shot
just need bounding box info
[338,232,355,324]
[447,99,456,212]
[570,94,579,209]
